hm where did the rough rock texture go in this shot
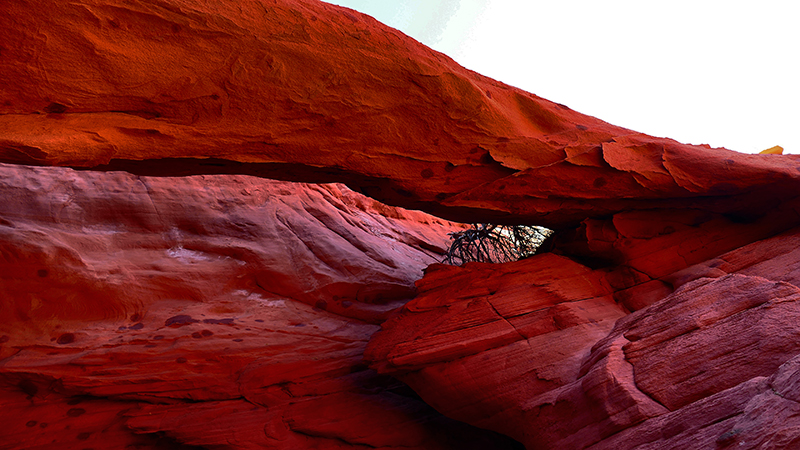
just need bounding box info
[3,0,800,449]
[0,163,519,449]
[0,163,461,333]
[3,0,800,227]
[367,224,800,449]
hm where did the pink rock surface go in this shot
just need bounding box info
[0,163,518,449]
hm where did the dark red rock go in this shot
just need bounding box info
[0,388,200,449]
[165,315,200,327]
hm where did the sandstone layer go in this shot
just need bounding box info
[0,162,522,449]
[3,0,800,227]
[367,221,800,449]
[2,0,800,449]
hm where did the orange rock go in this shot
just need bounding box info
[2,0,800,227]
[3,0,800,448]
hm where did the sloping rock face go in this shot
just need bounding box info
[3,0,800,228]
[0,163,520,449]
[367,222,800,449]
[3,0,800,449]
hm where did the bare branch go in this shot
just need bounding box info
[442,224,553,266]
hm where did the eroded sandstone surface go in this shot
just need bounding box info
[366,223,800,449]
[3,0,800,228]
[0,163,521,449]
[3,0,800,449]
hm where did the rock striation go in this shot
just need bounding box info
[367,226,800,449]
[0,163,521,449]
[2,0,800,449]
[3,0,800,227]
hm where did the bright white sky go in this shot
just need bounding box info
[326,0,799,154]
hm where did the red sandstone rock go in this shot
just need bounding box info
[0,163,518,449]
[3,0,800,449]
[2,0,800,227]
[366,227,800,449]
[365,254,630,442]
[0,163,459,338]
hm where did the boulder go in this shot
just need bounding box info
[366,228,800,449]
